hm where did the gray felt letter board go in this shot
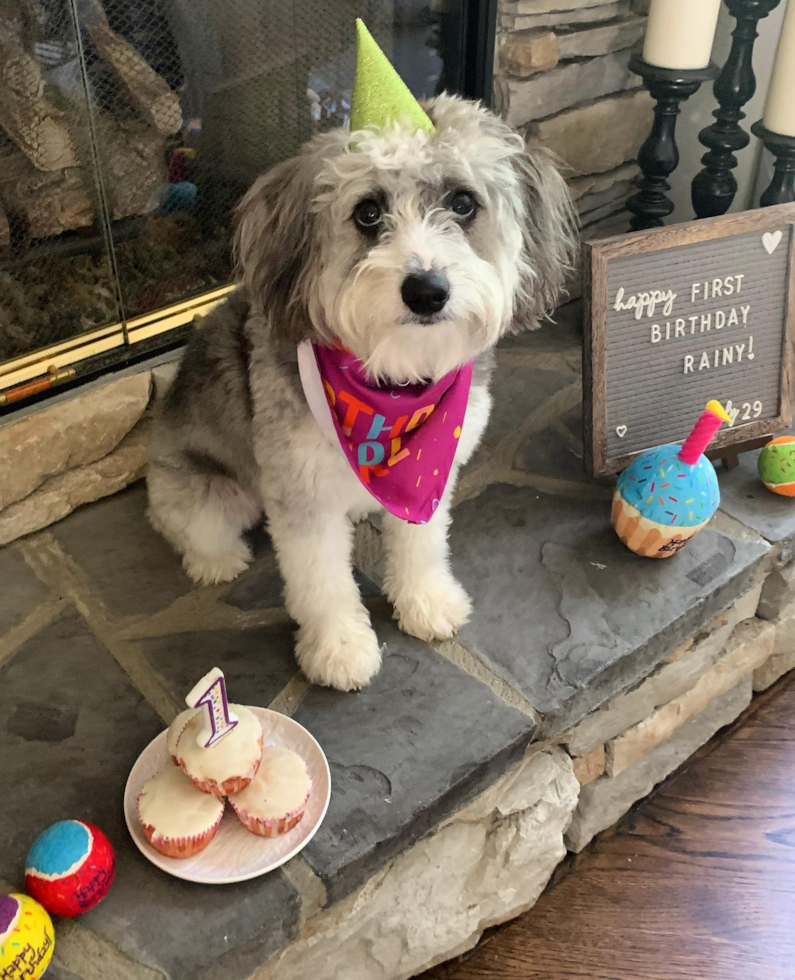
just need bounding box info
[584,203,795,477]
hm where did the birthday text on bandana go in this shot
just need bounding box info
[324,382,435,482]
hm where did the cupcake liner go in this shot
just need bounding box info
[181,734,263,797]
[137,797,225,859]
[612,491,705,559]
[230,789,310,838]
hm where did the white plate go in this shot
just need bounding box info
[124,707,331,884]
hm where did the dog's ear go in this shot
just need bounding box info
[510,144,579,331]
[234,154,316,343]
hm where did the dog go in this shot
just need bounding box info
[147,94,577,692]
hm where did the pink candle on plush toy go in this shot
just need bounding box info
[677,401,728,465]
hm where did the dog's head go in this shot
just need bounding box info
[235,94,577,383]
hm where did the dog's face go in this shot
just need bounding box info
[236,95,576,383]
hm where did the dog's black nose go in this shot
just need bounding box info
[401,271,450,316]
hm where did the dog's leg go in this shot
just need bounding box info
[267,504,382,691]
[382,480,471,643]
[148,463,259,586]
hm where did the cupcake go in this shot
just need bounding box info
[137,766,225,859]
[612,401,731,559]
[167,708,199,764]
[230,747,312,837]
[611,481,710,557]
[178,704,263,797]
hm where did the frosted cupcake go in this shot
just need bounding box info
[138,766,225,858]
[230,747,312,838]
[612,400,731,559]
[178,705,263,797]
[167,708,199,764]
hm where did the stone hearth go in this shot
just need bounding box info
[1,303,794,980]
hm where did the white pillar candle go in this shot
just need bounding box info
[643,0,722,70]
[763,0,795,137]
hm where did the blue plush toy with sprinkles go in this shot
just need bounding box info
[612,400,732,558]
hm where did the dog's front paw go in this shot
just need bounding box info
[182,540,251,586]
[392,574,472,642]
[295,613,382,691]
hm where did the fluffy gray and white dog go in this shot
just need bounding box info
[147,94,576,691]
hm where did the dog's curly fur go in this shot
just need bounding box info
[147,94,577,691]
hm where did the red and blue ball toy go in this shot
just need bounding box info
[25,820,115,918]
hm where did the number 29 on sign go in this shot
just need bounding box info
[725,400,762,425]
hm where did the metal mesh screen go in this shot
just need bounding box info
[0,0,452,367]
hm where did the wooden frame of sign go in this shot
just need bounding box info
[584,202,795,477]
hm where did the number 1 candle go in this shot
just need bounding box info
[186,667,239,748]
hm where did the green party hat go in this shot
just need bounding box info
[349,19,435,135]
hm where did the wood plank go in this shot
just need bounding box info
[422,676,795,980]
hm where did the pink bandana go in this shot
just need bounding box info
[298,341,472,524]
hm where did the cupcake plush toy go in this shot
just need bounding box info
[612,400,732,558]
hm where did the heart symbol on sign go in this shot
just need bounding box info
[616,425,627,438]
[763,230,782,255]
[724,400,740,425]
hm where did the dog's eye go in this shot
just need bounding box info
[450,191,477,220]
[353,199,382,232]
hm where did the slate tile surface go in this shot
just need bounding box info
[718,445,795,559]
[50,483,195,617]
[295,604,536,903]
[0,611,299,980]
[482,363,578,452]
[499,299,582,353]
[451,484,770,734]
[45,966,82,980]
[137,624,299,706]
[223,565,284,611]
[514,423,613,486]
[0,546,51,634]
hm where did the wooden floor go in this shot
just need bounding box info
[421,675,795,980]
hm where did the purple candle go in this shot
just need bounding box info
[186,667,239,749]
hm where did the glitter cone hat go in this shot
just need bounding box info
[349,18,435,134]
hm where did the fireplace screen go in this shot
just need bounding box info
[0,0,488,407]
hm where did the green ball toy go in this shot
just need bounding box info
[758,436,795,496]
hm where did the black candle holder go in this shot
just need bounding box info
[626,55,719,232]
[751,121,795,206]
[692,0,783,218]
